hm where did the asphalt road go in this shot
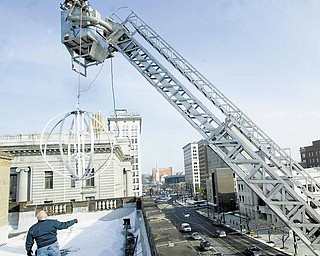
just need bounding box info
[161,201,290,256]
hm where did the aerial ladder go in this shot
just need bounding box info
[60,0,320,253]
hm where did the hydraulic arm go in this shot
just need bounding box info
[60,0,320,253]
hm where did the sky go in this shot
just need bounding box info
[1,1,320,174]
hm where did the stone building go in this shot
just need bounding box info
[0,132,133,204]
[0,152,12,244]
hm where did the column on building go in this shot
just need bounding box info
[0,152,13,244]
[17,167,30,202]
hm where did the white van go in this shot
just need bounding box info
[180,223,192,232]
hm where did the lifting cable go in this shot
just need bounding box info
[79,62,105,94]
[110,58,120,138]
[76,4,105,101]
[76,5,83,109]
[74,4,120,141]
[110,58,117,114]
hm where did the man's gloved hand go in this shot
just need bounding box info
[74,219,78,223]
[27,250,33,256]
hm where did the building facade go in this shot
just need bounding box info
[184,139,229,197]
[0,132,133,204]
[152,167,173,184]
[300,140,320,168]
[164,174,185,184]
[108,109,142,197]
[207,167,236,212]
[183,142,200,195]
[197,140,209,189]
[198,140,229,189]
[0,152,12,244]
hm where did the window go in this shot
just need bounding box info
[9,173,18,202]
[71,178,76,188]
[45,171,53,189]
[86,169,95,187]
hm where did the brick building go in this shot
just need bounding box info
[152,167,173,183]
[300,140,320,168]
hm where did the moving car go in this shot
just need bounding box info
[216,229,227,238]
[191,232,202,240]
[180,223,192,232]
[244,245,261,256]
[199,240,213,251]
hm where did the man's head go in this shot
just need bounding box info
[37,210,48,221]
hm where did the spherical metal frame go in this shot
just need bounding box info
[40,110,114,180]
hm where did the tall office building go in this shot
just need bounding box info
[300,140,320,168]
[184,139,233,204]
[197,140,209,189]
[185,140,228,192]
[108,109,142,196]
[183,142,200,195]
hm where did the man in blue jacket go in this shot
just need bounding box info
[25,210,78,256]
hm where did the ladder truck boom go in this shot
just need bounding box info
[60,0,320,253]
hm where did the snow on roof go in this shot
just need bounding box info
[0,205,137,256]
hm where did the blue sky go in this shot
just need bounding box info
[1,1,320,174]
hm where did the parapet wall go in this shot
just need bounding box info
[8,197,130,233]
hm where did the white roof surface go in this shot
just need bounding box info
[0,205,137,256]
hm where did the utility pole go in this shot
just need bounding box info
[293,231,298,256]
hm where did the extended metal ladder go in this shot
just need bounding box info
[61,3,320,253]
[108,12,320,251]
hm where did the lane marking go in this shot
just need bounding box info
[217,237,242,254]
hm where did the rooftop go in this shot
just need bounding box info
[0,205,137,256]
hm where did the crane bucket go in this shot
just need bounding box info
[61,0,114,76]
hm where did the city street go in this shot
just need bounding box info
[161,201,290,256]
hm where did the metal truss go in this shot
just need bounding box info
[61,5,320,253]
[108,12,320,251]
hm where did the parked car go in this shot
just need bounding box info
[216,229,227,238]
[180,223,192,232]
[191,232,202,240]
[213,252,223,256]
[244,245,261,256]
[200,240,213,251]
